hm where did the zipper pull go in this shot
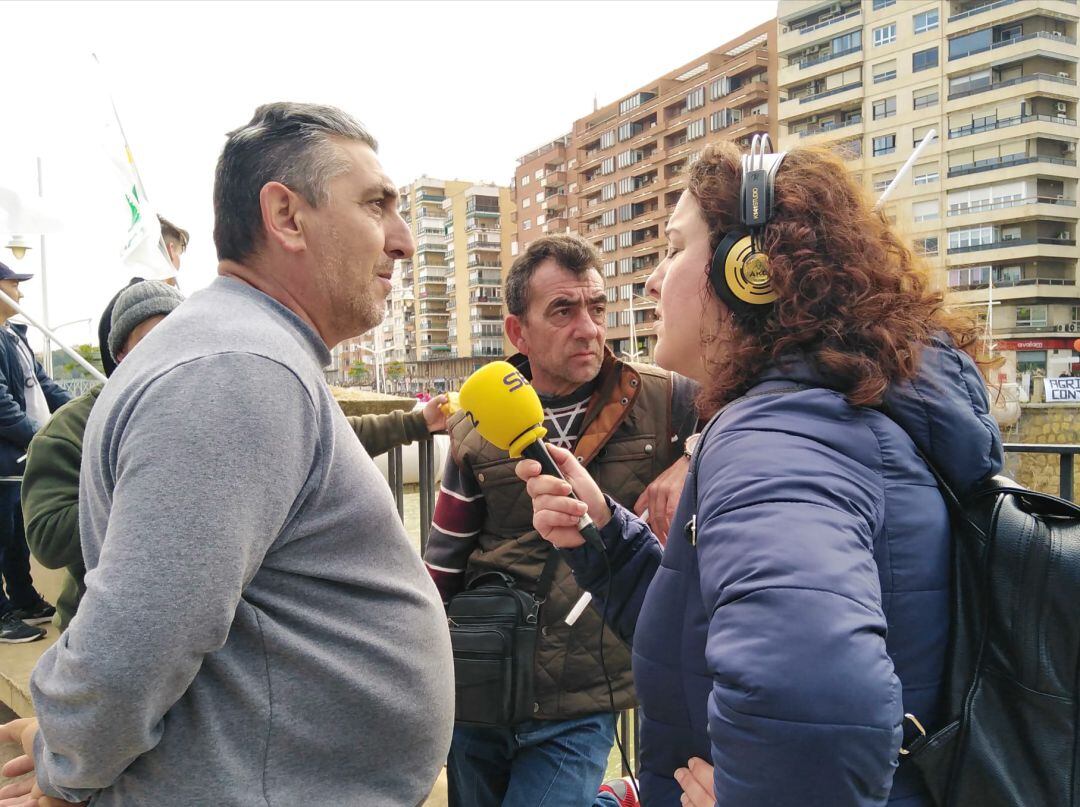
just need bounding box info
[685,514,697,546]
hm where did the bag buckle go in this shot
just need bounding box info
[898,712,926,756]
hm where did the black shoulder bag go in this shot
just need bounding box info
[447,550,560,727]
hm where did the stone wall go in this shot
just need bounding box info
[1001,403,1080,501]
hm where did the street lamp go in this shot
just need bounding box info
[359,344,393,394]
[622,291,657,362]
[4,235,32,260]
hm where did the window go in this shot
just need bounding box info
[600,130,616,149]
[618,177,635,195]
[1015,306,1048,328]
[600,157,615,175]
[912,199,940,222]
[686,87,705,111]
[949,29,992,61]
[520,175,529,187]
[687,119,705,140]
[873,134,896,157]
[913,9,938,34]
[1016,350,1047,374]
[948,226,995,249]
[872,171,896,192]
[601,210,616,227]
[873,59,897,83]
[947,265,990,289]
[913,124,934,146]
[535,191,544,203]
[873,24,896,47]
[873,0,895,8]
[601,236,616,253]
[606,311,618,328]
[521,219,531,230]
[831,30,861,55]
[617,122,641,141]
[522,198,530,209]
[914,164,939,185]
[603,261,616,278]
[913,86,939,110]
[913,47,938,72]
[914,236,939,255]
[1072,305,1080,325]
[601,183,617,202]
[873,96,897,120]
[949,70,991,96]
[619,257,633,274]
[616,149,643,169]
[710,76,729,100]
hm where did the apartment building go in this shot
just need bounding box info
[334,177,514,393]
[512,21,778,362]
[778,0,1080,380]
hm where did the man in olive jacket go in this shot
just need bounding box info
[424,235,698,807]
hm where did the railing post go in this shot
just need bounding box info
[418,438,436,555]
[1061,453,1075,502]
[389,446,404,521]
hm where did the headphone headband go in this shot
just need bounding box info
[708,134,788,315]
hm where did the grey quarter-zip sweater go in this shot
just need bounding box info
[30,276,453,806]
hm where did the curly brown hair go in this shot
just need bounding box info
[689,140,986,412]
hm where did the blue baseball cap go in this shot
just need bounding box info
[0,261,33,283]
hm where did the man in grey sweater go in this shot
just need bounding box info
[0,103,454,806]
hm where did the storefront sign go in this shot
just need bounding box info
[996,339,1078,351]
[1044,377,1080,402]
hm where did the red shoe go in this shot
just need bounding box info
[598,776,640,807]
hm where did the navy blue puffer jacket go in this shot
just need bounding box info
[562,337,1002,807]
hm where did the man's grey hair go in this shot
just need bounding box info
[213,102,377,262]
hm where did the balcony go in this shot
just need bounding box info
[414,191,445,204]
[466,237,501,251]
[466,203,501,217]
[787,8,862,37]
[780,46,862,86]
[542,171,566,187]
[724,82,771,112]
[950,112,1077,139]
[948,30,1078,63]
[947,153,1078,178]
[948,196,1077,216]
[544,192,568,211]
[948,0,1079,32]
[797,115,863,138]
[468,270,501,287]
[947,235,1076,254]
[781,81,863,119]
[948,72,1076,103]
[726,113,771,140]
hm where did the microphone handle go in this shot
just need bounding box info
[521,440,606,553]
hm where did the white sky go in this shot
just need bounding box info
[0,0,778,352]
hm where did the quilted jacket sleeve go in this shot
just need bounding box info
[695,424,904,806]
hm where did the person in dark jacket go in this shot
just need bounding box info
[519,141,1003,807]
[0,261,71,643]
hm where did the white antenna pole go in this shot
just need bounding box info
[874,129,937,210]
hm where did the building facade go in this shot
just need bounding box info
[777,0,1080,380]
[512,21,779,362]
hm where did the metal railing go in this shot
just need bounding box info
[380,437,1077,780]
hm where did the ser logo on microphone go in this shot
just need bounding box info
[502,371,527,393]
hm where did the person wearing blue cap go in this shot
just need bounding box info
[0,260,71,642]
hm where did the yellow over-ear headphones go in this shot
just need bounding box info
[709,134,787,316]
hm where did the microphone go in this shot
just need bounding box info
[459,361,606,553]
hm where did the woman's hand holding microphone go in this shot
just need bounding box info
[515,444,611,549]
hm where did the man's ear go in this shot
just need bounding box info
[505,314,529,356]
[259,181,307,254]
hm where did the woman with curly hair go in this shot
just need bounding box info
[517,140,1003,807]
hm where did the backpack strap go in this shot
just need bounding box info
[684,385,809,546]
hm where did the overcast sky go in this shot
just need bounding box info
[0,0,778,351]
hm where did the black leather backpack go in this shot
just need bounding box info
[906,473,1080,806]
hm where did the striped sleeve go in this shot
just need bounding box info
[423,453,485,602]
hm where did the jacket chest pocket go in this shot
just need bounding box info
[588,433,659,512]
[471,456,535,537]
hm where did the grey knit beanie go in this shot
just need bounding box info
[108,279,184,362]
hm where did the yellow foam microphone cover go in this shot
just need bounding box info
[458,361,548,457]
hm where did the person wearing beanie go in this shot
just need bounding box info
[0,261,70,644]
[22,279,183,634]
